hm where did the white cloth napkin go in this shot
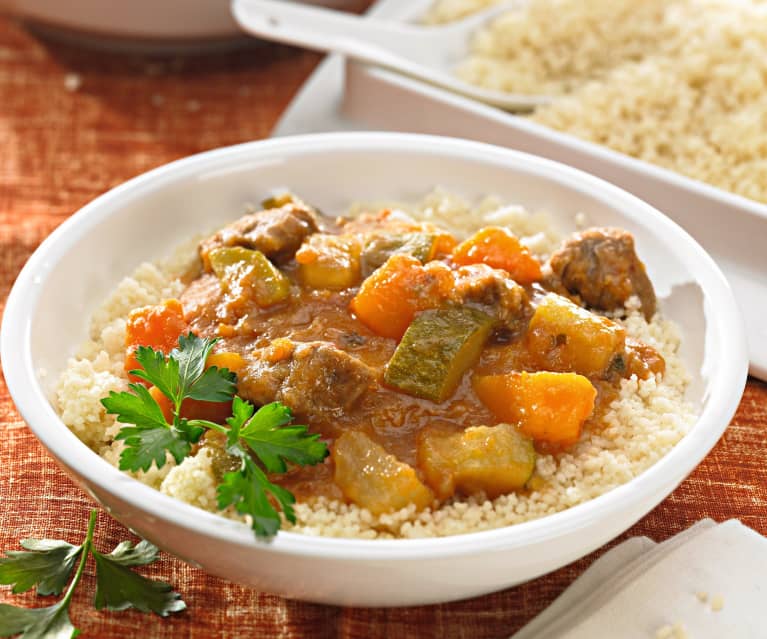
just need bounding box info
[512,519,767,639]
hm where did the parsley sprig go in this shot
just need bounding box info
[0,509,185,638]
[101,334,328,537]
[103,335,236,472]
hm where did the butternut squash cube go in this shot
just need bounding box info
[452,226,542,285]
[333,431,433,514]
[124,298,189,382]
[473,371,597,447]
[418,424,536,500]
[527,294,625,377]
[350,254,453,340]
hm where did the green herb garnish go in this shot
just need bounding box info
[0,509,185,638]
[101,334,328,537]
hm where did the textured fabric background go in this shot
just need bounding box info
[1,15,765,639]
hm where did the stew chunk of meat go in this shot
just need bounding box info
[453,264,532,336]
[200,201,320,268]
[547,228,656,320]
[238,339,376,420]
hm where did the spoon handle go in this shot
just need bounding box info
[232,0,428,63]
[231,0,549,111]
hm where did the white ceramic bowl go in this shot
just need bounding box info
[1,0,365,43]
[1,133,748,606]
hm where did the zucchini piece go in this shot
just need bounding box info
[384,306,493,402]
[361,232,436,274]
[333,431,433,514]
[418,424,536,500]
[209,246,290,307]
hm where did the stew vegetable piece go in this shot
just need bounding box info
[127,195,665,515]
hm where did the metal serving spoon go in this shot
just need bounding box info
[231,0,548,112]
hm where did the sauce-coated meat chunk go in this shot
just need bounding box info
[547,227,656,320]
[200,202,320,268]
[238,339,376,420]
[453,263,532,336]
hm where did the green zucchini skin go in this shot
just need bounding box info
[361,232,437,275]
[384,306,494,402]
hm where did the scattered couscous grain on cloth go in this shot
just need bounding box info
[428,0,767,204]
[55,191,696,539]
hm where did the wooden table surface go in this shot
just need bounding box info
[1,15,766,639]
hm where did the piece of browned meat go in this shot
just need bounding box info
[200,202,319,268]
[238,339,376,420]
[453,264,532,337]
[546,228,656,320]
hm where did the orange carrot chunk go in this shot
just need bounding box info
[473,371,596,447]
[179,398,233,424]
[452,227,542,285]
[127,300,238,424]
[148,385,174,423]
[124,299,189,383]
[350,254,453,340]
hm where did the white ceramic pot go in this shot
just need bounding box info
[0,133,748,606]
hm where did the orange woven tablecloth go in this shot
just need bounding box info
[1,16,766,638]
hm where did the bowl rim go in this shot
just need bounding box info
[1,131,748,561]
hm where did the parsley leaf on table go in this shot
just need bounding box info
[0,510,185,639]
[101,540,158,567]
[101,332,329,538]
[0,599,76,639]
[92,547,185,616]
[0,540,81,596]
